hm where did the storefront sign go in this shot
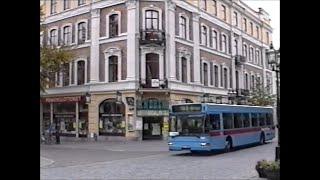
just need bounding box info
[126,97,135,106]
[43,96,82,103]
[137,110,169,117]
[54,114,76,118]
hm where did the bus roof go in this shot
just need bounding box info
[170,103,273,114]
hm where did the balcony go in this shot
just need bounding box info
[140,78,168,89]
[236,88,250,97]
[140,29,165,45]
[235,55,246,66]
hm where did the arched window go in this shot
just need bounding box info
[62,63,70,86]
[234,40,238,55]
[109,56,118,82]
[201,26,207,46]
[212,30,217,49]
[221,35,227,52]
[243,44,248,58]
[109,14,119,37]
[251,75,255,90]
[77,61,85,85]
[49,29,58,45]
[78,22,86,43]
[245,73,249,90]
[99,99,125,136]
[63,26,71,45]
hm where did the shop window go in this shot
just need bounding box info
[99,99,125,136]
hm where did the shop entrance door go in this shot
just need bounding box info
[142,117,163,140]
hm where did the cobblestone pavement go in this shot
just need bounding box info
[41,139,276,180]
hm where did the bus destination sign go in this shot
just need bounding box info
[172,104,202,113]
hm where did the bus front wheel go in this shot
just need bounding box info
[225,137,233,152]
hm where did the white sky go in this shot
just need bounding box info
[242,0,280,49]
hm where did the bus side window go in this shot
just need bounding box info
[223,113,234,129]
[251,113,258,127]
[259,113,266,126]
[243,113,250,127]
[210,114,221,130]
[266,113,273,125]
[205,115,211,133]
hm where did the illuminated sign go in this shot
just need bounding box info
[172,104,202,113]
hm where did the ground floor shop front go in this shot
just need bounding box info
[40,91,203,141]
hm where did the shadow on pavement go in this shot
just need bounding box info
[171,142,272,157]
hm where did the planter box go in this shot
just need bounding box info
[265,169,280,180]
[256,166,267,178]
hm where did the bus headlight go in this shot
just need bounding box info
[200,142,210,146]
[168,142,173,145]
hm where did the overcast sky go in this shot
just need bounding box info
[243,0,280,49]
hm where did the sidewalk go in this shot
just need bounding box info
[40,157,54,168]
[40,140,169,152]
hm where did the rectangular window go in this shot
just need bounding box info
[78,0,86,6]
[250,22,253,35]
[109,14,119,37]
[223,113,234,129]
[64,0,70,10]
[180,17,187,39]
[181,57,187,83]
[203,63,208,86]
[210,63,213,85]
[50,0,57,14]
[256,26,259,39]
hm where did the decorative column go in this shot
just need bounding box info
[90,8,100,83]
[192,12,201,84]
[126,0,137,81]
[167,0,176,81]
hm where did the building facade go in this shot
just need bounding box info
[40,0,275,141]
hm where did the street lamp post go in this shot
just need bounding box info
[266,42,280,161]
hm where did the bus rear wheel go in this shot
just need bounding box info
[225,137,233,152]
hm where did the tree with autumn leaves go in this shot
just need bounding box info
[40,7,74,92]
[247,78,275,106]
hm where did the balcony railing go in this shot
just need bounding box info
[140,29,165,45]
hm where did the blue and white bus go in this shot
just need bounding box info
[168,103,276,153]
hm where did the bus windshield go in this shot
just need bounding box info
[170,115,205,135]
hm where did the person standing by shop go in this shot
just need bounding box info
[55,119,61,144]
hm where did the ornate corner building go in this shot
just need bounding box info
[40,0,275,141]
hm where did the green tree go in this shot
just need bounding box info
[247,78,275,106]
[40,6,74,92]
